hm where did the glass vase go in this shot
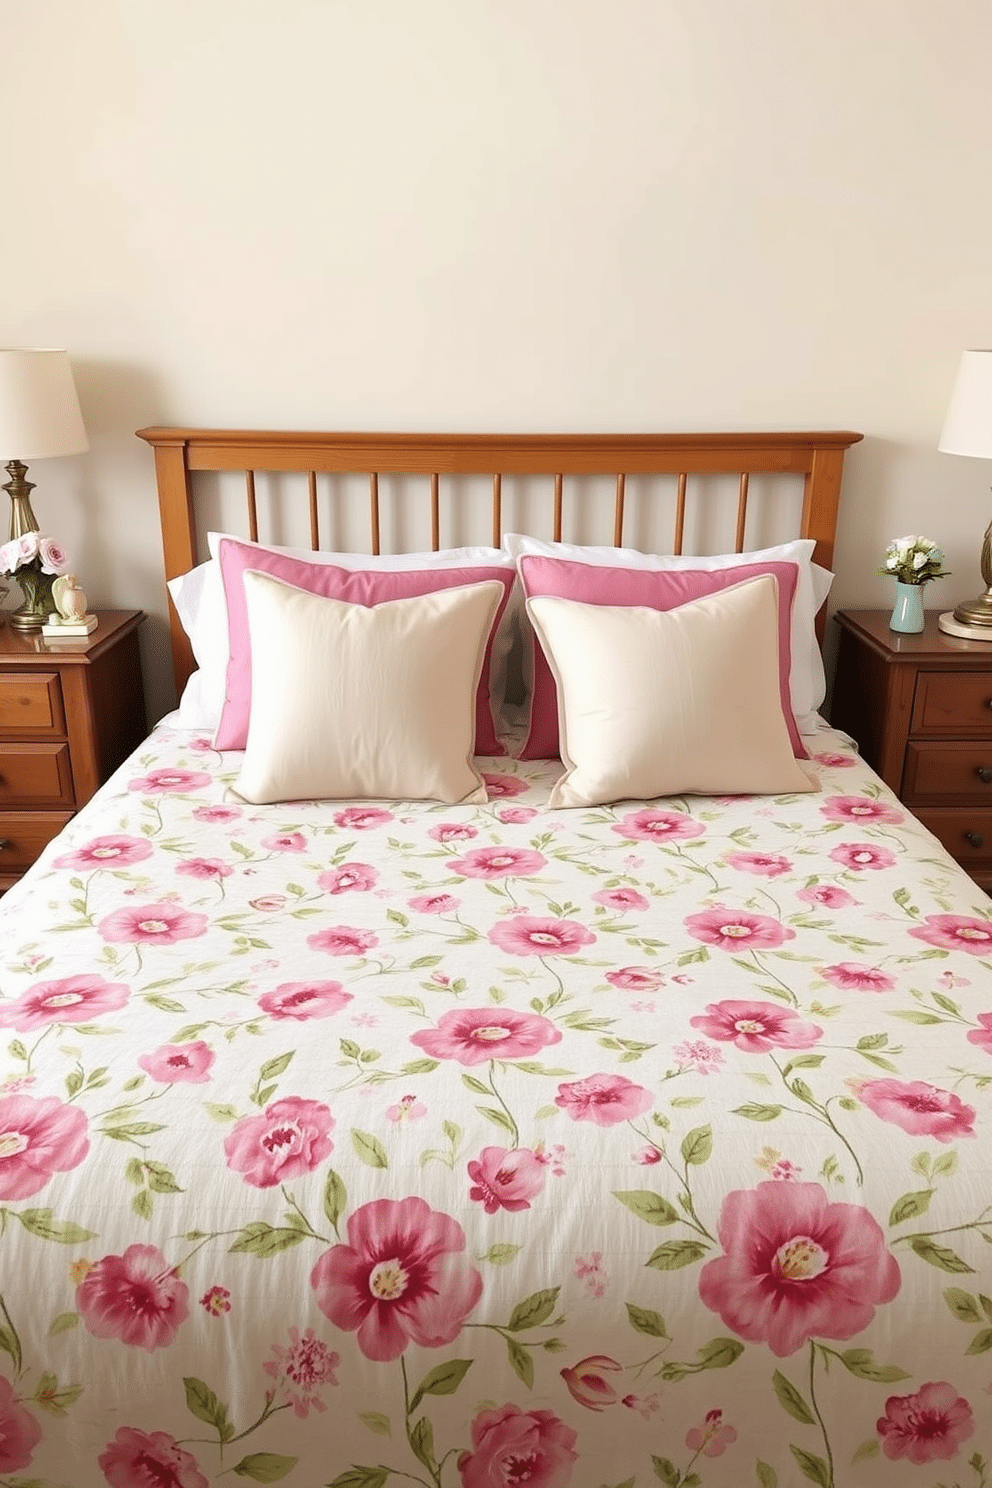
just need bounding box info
[8,564,57,632]
[889,581,926,635]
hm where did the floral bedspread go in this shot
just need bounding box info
[3,720,992,1488]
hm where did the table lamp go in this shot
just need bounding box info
[0,349,89,541]
[938,348,992,639]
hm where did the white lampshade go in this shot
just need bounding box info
[939,349,992,459]
[0,349,88,460]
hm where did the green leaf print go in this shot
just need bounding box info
[232,1454,301,1482]
[625,1303,668,1338]
[508,1288,560,1331]
[772,1369,815,1425]
[15,1209,97,1244]
[183,1376,234,1441]
[408,1358,472,1412]
[351,1129,388,1168]
[613,1190,679,1225]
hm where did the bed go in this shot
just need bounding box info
[4,426,992,1488]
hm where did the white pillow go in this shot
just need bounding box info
[503,533,831,734]
[527,576,817,808]
[168,533,518,736]
[231,573,503,806]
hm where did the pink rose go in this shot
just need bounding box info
[411,1007,561,1065]
[612,808,705,844]
[408,893,461,914]
[98,902,208,946]
[820,794,904,825]
[333,806,394,830]
[819,962,895,993]
[0,973,129,1031]
[699,1181,900,1356]
[876,1380,974,1464]
[858,1079,975,1143]
[53,834,153,870]
[311,1195,482,1361]
[0,1376,41,1473]
[128,767,211,793]
[488,915,595,958]
[317,862,379,894]
[459,1404,577,1488]
[481,772,529,798]
[593,887,650,911]
[250,895,286,911]
[307,925,379,957]
[138,1041,214,1083]
[258,981,352,1021]
[684,907,795,951]
[555,1074,653,1126]
[908,914,992,956]
[193,804,241,822]
[814,752,856,768]
[99,1428,208,1488]
[176,856,232,880]
[966,1012,992,1056]
[724,851,792,878]
[261,831,307,852]
[606,966,663,992]
[468,1146,546,1213]
[0,1093,89,1199]
[450,846,548,879]
[497,806,538,824]
[224,1097,334,1187]
[429,823,478,843]
[263,1326,340,1418]
[37,536,69,574]
[560,1354,622,1411]
[829,841,897,872]
[689,1000,822,1053]
[796,884,858,909]
[77,1244,189,1350]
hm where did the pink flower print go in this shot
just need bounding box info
[53,834,153,870]
[966,1012,992,1056]
[263,1326,340,1418]
[261,831,307,852]
[386,1094,427,1123]
[128,767,211,793]
[176,856,232,880]
[258,981,352,1021]
[593,887,650,911]
[574,1252,607,1298]
[820,962,895,993]
[725,850,792,878]
[633,1144,662,1165]
[408,892,461,914]
[77,1244,189,1350]
[858,1079,975,1143]
[814,751,856,768]
[876,1380,975,1464]
[796,883,858,909]
[250,894,286,911]
[685,1409,738,1458]
[555,1073,653,1126]
[560,1355,622,1411]
[622,1392,662,1419]
[909,913,992,956]
[200,1285,231,1316]
[606,966,663,992]
[612,808,705,844]
[429,823,478,843]
[0,974,129,1031]
[689,1000,822,1053]
[333,805,394,830]
[497,805,538,824]
[318,862,379,894]
[224,1097,334,1187]
[937,970,970,989]
[450,846,548,879]
[672,1039,725,1074]
[0,1093,89,1200]
[488,914,595,957]
[138,1041,214,1083]
[98,902,208,946]
[193,803,241,823]
[468,1146,546,1213]
[99,1428,208,1488]
[829,841,897,872]
[410,1007,561,1065]
[188,735,213,750]
[458,1404,577,1488]
[684,907,795,951]
[481,772,529,798]
[307,925,379,957]
[699,1181,900,1357]
[820,793,904,826]
[535,1141,568,1176]
[0,1376,41,1473]
[310,1195,482,1362]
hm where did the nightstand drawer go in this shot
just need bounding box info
[0,810,74,880]
[912,671,992,735]
[0,672,66,735]
[904,741,992,802]
[0,743,75,807]
[914,807,992,866]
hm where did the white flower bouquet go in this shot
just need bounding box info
[877,534,950,586]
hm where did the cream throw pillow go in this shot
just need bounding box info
[527,575,817,808]
[232,572,503,805]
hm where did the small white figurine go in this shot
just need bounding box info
[52,574,90,622]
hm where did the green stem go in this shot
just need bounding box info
[488,1062,520,1149]
[809,1342,835,1488]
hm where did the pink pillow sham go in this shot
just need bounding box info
[214,537,515,754]
[515,554,807,761]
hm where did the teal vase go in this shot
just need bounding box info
[889,581,925,634]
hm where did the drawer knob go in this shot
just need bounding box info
[978,767,992,784]
[0,839,8,851]
[965,831,986,849]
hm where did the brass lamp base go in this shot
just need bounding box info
[952,588,992,628]
[4,460,41,540]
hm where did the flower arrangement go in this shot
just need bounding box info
[877,534,950,586]
[0,530,71,627]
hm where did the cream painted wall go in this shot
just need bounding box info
[2,0,991,722]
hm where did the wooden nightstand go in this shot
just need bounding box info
[0,609,146,893]
[830,609,992,893]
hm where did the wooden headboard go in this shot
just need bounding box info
[136,427,863,695]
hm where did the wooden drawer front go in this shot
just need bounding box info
[914,807,992,867]
[0,810,74,874]
[0,743,75,807]
[912,671,992,734]
[0,672,65,735]
[904,741,992,803]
